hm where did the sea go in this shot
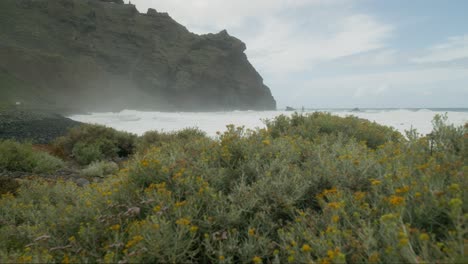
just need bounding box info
[69,108,468,137]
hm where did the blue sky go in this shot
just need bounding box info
[131,0,468,108]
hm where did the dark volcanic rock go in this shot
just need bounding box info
[0,0,276,112]
[0,108,82,144]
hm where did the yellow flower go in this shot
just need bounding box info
[415,192,422,198]
[153,205,161,212]
[248,228,255,236]
[19,255,33,263]
[332,215,340,223]
[219,255,225,261]
[176,218,191,226]
[125,235,144,248]
[388,195,405,206]
[368,252,379,263]
[301,244,312,252]
[354,191,366,201]
[62,254,70,264]
[370,179,382,186]
[190,225,199,233]
[395,185,410,194]
[175,201,187,207]
[327,248,341,260]
[327,202,342,209]
[252,256,262,264]
[262,139,271,146]
[322,187,337,196]
[109,224,120,231]
[287,256,295,263]
[398,238,409,247]
[325,226,335,233]
[419,233,430,241]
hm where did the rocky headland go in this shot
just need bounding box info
[0,0,276,112]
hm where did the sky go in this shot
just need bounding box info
[129,0,468,108]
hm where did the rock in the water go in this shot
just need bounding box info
[0,0,276,112]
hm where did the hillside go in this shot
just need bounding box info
[0,0,276,112]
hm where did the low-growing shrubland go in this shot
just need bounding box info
[0,113,466,263]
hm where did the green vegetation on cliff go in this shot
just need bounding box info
[0,0,276,112]
[0,113,466,263]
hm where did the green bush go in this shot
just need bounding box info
[71,142,105,165]
[137,127,206,152]
[53,124,137,165]
[265,112,403,148]
[81,161,119,178]
[0,140,64,173]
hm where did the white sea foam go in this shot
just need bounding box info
[69,109,468,137]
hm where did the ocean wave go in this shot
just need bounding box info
[69,109,468,137]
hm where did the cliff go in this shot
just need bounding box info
[0,0,276,112]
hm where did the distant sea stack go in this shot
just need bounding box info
[0,0,276,112]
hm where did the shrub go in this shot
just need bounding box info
[137,128,206,152]
[53,124,137,165]
[81,161,119,178]
[265,112,403,148]
[72,142,105,165]
[0,140,64,173]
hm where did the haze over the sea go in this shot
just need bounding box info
[70,108,468,137]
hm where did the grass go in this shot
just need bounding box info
[0,113,466,263]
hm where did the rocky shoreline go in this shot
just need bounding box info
[0,108,82,144]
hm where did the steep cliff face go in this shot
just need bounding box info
[0,0,276,112]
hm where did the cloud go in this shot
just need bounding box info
[247,14,393,75]
[285,68,468,107]
[130,0,323,32]
[336,49,398,67]
[411,34,468,63]
[353,84,389,98]
[130,0,393,76]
